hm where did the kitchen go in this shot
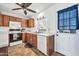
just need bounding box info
[0,3,79,56]
[0,3,54,56]
[0,12,54,56]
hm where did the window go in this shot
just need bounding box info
[58,5,78,33]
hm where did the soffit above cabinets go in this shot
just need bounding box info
[0,3,55,18]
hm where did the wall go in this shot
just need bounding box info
[33,3,79,56]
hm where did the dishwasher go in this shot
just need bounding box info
[37,35,47,55]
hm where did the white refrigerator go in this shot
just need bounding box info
[0,27,9,48]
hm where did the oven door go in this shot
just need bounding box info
[9,33,22,43]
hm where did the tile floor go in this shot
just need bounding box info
[8,43,63,56]
[0,43,63,56]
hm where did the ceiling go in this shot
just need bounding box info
[0,3,54,18]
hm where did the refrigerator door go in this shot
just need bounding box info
[0,27,9,48]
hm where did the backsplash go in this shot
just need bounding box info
[22,27,37,33]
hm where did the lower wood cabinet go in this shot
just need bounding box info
[32,34,37,48]
[22,33,26,42]
[22,33,37,48]
[47,35,54,55]
[26,33,32,44]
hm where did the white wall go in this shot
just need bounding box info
[33,3,79,56]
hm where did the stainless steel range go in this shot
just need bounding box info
[9,29,22,43]
[9,21,22,44]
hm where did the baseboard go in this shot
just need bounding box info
[56,51,65,56]
[31,48,47,56]
[37,49,47,56]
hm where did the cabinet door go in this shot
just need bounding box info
[9,16,16,21]
[26,33,30,43]
[21,20,28,27]
[32,34,37,48]
[22,33,26,42]
[3,15,9,26]
[21,20,25,27]
[16,18,22,22]
[28,18,35,27]
[26,33,32,44]
[47,35,54,55]
[0,14,3,26]
[28,33,32,44]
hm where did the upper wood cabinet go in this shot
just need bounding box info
[0,14,3,26]
[3,15,9,26]
[21,18,35,27]
[21,20,28,27]
[0,13,24,27]
[16,18,22,22]
[9,16,16,21]
[28,18,35,27]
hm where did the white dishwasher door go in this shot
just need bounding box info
[37,35,47,55]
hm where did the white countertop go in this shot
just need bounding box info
[9,30,54,36]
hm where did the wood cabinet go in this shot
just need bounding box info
[21,20,28,27]
[28,18,35,27]
[16,18,22,22]
[32,34,37,48]
[9,16,16,21]
[21,18,35,27]
[25,33,29,42]
[3,15,9,26]
[22,33,37,48]
[0,13,25,27]
[26,33,32,44]
[22,33,26,42]
[47,35,54,55]
[0,14,3,26]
